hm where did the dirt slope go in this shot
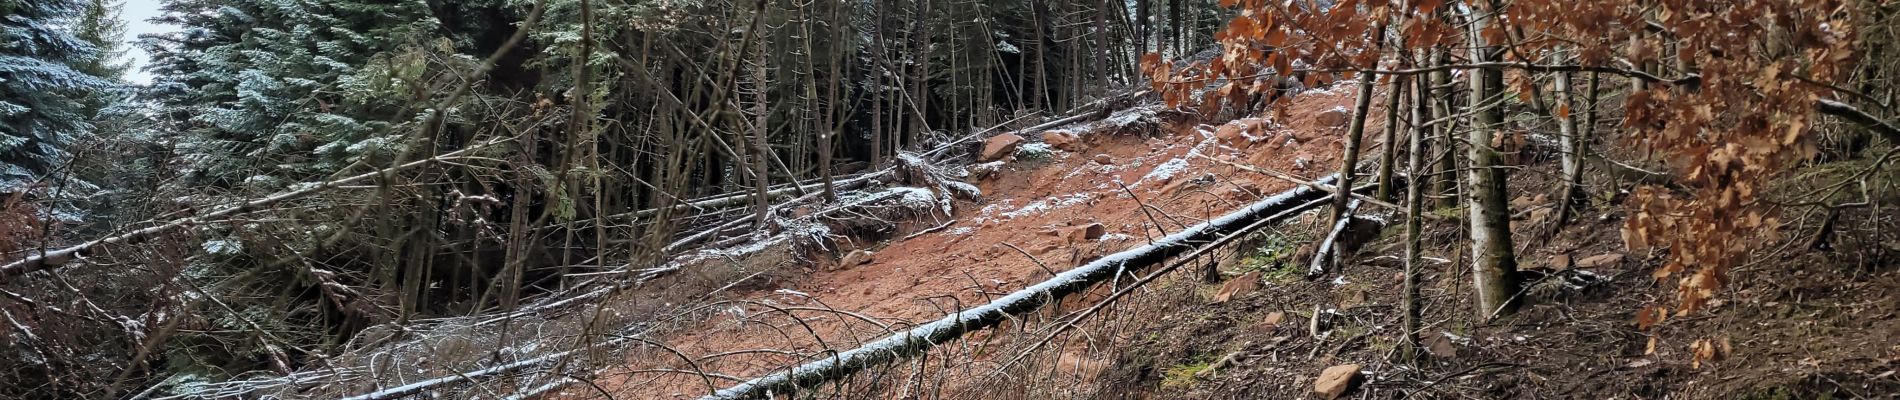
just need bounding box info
[553,85,1373,399]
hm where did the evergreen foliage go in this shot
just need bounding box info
[0,0,112,190]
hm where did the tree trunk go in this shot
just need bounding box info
[1329,22,1385,252]
[1168,0,1181,55]
[820,0,845,202]
[1430,48,1458,209]
[750,25,772,229]
[1553,48,1584,225]
[1376,73,1405,202]
[1136,0,1150,55]
[909,0,932,147]
[1465,8,1521,320]
[1400,63,1429,361]
[871,0,887,166]
[1032,0,1048,110]
[1097,0,1113,90]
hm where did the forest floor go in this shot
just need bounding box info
[552,84,1361,398]
[552,81,1900,399]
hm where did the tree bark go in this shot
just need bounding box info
[909,0,933,148]
[749,16,772,229]
[819,0,844,202]
[1429,49,1458,210]
[1553,48,1584,225]
[1400,66,1429,361]
[1329,23,1385,258]
[1096,0,1113,90]
[1465,7,1522,320]
[871,0,888,166]
[1377,73,1406,202]
[1136,0,1150,56]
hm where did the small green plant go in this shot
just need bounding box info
[1429,206,1465,220]
[1159,356,1214,389]
[1235,232,1309,284]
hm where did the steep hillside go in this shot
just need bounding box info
[561,84,1373,398]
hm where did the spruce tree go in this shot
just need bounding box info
[0,0,111,190]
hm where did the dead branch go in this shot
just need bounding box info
[1308,199,1364,278]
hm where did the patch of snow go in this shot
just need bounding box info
[663,229,798,273]
[1305,79,1357,95]
[945,181,981,200]
[945,227,976,236]
[203,238,244,256]
[1016,142,1055,160]
[1331,275,1350,286]
[996,40,1020,54]
[1002,193,1092,219]
[980,202,1008,216]
[1139,158,1191,185]
[1102,107,1157,129]
[1100,233,1134,241]
[889,187,939,209]
[1065,161,1128,179]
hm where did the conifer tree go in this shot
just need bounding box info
[0,0,112,190]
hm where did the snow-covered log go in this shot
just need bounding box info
[700,174,1341,400]
[614,172,883,221]
[339,346,583,400]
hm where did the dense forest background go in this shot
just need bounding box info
[2,0,1896,398]
[4,0,1225,396]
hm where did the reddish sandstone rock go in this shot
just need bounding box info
[1042,130,1081,151]
[981,133,1024,161]
[1314,364,1363,399]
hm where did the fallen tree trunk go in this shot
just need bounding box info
[700,174,1340,400]
[614,172,877,221]
[340,345,589,400]
[1307,199,1363,278]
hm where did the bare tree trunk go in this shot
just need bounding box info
[1168,0,1181,54]
[1465,7,1521,320]
[750,22,772,229]
[871,0,889,166]
[820,0,845,202]
[1376,73,1406,202]
[1553,48,1584,225]
[1429,49,1458,210]
[1032,0,1048,110]
[1097,0,1113,90]
[910,0,932,148]
[1329,22,1385,243]
[1065,0,1082,110]
[1400,60,1429,361]
[1136,0,1150,55]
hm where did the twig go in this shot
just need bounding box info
[1001,243,1059,277]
